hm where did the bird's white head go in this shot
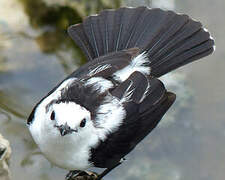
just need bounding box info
[28,78,94,138]
[27,79,99,169]
[35,101,92,137]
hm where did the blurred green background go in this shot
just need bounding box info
[0,0,224,180]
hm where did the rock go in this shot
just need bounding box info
[0,133,11,180]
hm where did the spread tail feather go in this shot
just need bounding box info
[68,7,215,77]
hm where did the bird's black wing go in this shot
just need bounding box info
[90,71,176,168]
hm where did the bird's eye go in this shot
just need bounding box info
[50,111,55,121]
[80,118,86,128]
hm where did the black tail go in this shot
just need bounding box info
[68,6,215,77]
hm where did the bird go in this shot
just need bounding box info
[27,6,215,180]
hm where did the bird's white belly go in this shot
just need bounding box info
[35,131,92,170]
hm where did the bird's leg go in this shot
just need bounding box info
[66,170,87,180]
[96,158,125,180]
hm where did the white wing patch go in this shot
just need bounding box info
[139,80,151,103]
[113,51,150,82]
[85,77,113,93]
[88,64,112,76]
[95,96,126,140]
[120,80,135,103]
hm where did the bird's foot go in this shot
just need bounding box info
[66,170,98,180]
[66,170,83,180]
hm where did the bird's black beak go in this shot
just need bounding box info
[54,123,78,136]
